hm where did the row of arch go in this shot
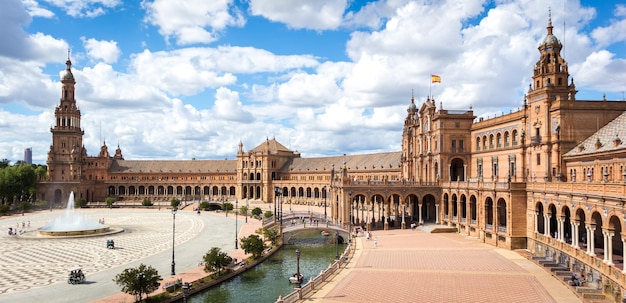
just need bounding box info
[476,129,520,151]
[535,201,625,269]
[342,193,438,229]
[442,193,508,231]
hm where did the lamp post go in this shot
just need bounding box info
[323,186,327,223]
[335,230,339,260]
[171,206,177,276]
[295,249,301,280]
[235,199,238,249]
[349,190,353,242]
[138,272,145,302]
[274,186,279,223]
[245,199,248,223]
[182,282,189,303]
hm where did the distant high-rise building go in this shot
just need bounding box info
[24,148,32,165]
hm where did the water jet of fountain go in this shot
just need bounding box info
[39,192,110,236]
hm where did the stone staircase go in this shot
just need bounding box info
[530,257,614,303]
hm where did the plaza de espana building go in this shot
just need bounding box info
[37,17,626,298]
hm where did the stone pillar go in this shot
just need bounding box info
[622,236,626,274]
[435,204,440,224]
[558,218,565,242]
[588,226,596,256]
[602,231,609,263]
[543,213,550,236]
[534,212,539,233]
[384,200,389,230]
[606,231,614,265]
[418,203,423,225]
[401,204,406,229]
[366,199,371,232]
[463,164,467,181]
[571,222,578,248]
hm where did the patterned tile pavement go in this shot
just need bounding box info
[303,229,582,303]
[0,206,260,303]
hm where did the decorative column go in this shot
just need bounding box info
[558,218,565,242]
[571,222,579,248]
[384,199,389,230]
[418,203,423,225]
[366,198,371,232]
[534,211,539,233]
[622,235,626,274]
[602,230,609,263]
[543,214,550,236]
[606,230,614,265]
[435,204,440,224]
[588,226,596,256]
[401,203,406,229]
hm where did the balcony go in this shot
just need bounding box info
[530,135,541,146]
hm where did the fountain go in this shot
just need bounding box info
[38,192,113,237]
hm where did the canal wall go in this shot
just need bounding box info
[275,243,353,303]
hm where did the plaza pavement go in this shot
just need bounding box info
[300,228,582,303]
[1,203,584,303]
[0,204,262,303]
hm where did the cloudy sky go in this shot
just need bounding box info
[1,0,625,165]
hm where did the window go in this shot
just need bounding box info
[536,154,541,165]
[459,140,464,152]
[476,137,480,151]
[451,140,456,152]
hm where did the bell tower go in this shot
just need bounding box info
[47,52,85,183]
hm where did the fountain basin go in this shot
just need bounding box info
[38,226,111,237]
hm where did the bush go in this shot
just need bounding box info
[200,201,210,210]
[263,211,273,219]
[75,198,88,208]
[142,198,153,206]
[0,204,9,215]
[251,207,262,217]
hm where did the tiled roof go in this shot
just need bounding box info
[109,159,237,173]
[251,138,291,153]
[564,111,626,157]
[281,152,402,172]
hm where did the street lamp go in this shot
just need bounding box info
[171,206,177,276]
[245,199,248,223]
[349,190,353,241]
[323,186,327,223]
[235,199,239,249]
[273,186,277,222]
[335,230,339,260]
[138,273,145,302]
[295,249,301,282]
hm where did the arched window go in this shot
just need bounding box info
[476,137,481,151]
[504,131,510,147]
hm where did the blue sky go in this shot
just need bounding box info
[1,0,625,164]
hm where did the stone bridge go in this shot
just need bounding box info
[269,211,350,243]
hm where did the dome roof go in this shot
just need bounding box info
[542,34,559,46]
[62,59,75,81]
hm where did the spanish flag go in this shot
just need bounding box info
[431,74,441,83]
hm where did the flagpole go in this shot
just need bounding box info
[429,75,432,98]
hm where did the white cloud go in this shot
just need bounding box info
[249,0,348,30]
[22,0,55,18]
[143,0,245,45]
[45,0,121,18]
[81,37,121,63]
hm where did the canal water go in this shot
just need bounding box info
[189,230,346,303]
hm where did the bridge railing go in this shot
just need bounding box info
[275,244,352,303]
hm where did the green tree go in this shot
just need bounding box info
[263,210,273,219]
[0,159,9,169]
[113,263,161,302]
[240,234,266,259]
[251,207,262,217]
[34,165,47,181]
[105,197,116,208]
[222,202,233,216]
[141,198,153,207]
[262,227,280,246]
[199,201,210,210]
[202,247,232,277]
[240,205,248,218]
[170,198,181,209]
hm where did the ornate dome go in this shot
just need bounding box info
[62,58,75,81]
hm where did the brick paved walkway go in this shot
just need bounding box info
[303,229,582,303]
